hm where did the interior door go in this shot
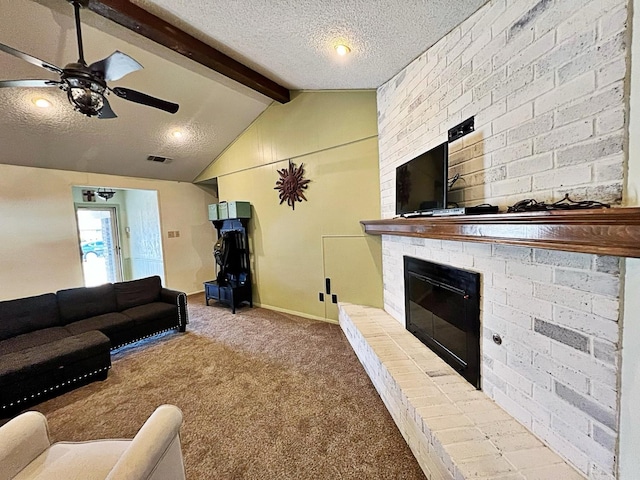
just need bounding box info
[321,235,383,321]
[76,206,123,286]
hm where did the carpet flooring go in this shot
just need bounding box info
[30,294,425,479]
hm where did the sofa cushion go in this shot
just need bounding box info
[0,293,60,341]
[57,284,117,324]
[0,331,110,386]
[122,302,177,325]
[114,276,162,311]
[65,312,132,339]
[0,327,73,355]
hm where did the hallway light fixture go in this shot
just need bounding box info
[97,188,116,201]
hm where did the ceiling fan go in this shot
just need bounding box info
[0,0,179,119]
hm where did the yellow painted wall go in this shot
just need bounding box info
[195,91,378,181]
[0,163,217,300]
[197,91,382,320]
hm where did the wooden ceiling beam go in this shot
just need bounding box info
[86,0,290,103]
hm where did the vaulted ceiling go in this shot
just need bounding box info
[0,0,487,182]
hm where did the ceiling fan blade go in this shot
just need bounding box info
[0,79,61,88]
[0,42,62,75]
[89,51,143,82]
[98,96,117,119]
[111,87,179,114]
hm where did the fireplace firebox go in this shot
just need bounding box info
[404,256,480,388]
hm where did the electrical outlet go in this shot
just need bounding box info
[175,231,180,237]
[168,231,175,238]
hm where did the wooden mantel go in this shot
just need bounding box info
[361,208,640,258]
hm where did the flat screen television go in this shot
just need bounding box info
[395,141,448,216]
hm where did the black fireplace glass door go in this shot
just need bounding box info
[408,275,467,364]
[404,256,480,388]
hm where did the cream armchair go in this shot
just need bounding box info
[0,404,186,480]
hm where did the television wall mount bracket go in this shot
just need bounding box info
[448,116,475,143]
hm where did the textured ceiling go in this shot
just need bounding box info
[0,0,488,182]
[133,0,488,89]
[0,0,271,182]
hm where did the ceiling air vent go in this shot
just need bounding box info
[147,155,173,164]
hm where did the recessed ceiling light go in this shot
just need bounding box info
[33,98,51,108]
[171,130,184,139]
[335,44,351,56]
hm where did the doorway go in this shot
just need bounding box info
[76,207,123,287]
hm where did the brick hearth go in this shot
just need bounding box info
[340,303,585,480]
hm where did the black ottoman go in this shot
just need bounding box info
[0,330,111,415]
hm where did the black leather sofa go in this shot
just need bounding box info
[0,276,187,415]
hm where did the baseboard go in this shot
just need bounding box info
[255,302,338,324]
[189,294,338,325]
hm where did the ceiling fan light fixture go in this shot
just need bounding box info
[65,76,106,116]
[171,129,184,139]
[0,0,179,118]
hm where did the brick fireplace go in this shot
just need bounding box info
[379,234,619,476]
[370,0,631,478]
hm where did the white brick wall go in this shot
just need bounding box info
[376,1,628,477]
[378,0,627,215]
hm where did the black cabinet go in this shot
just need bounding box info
[204,218,252,313]
[204,279,252,314]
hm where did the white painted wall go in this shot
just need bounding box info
[121,189,164,282]
[0,163,216,298]
[618,0,640,477]
[618,259,640,480]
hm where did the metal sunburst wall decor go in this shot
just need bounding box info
[274,160,311,210]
